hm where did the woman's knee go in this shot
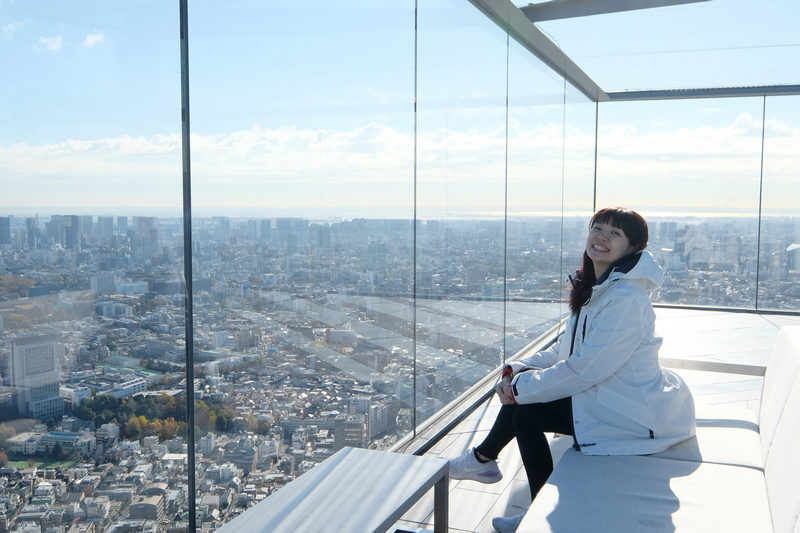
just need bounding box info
[510,404,548,432]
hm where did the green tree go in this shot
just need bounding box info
[75,404,95,421]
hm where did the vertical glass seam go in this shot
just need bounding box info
[755,96,767,310]
[412,0,419,437]
[559,78,567,323]
[593,101,599,213]
[179,1,196,530]
[503,31,510,364]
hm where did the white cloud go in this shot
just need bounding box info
[38,35,62,52]
[1,115,798,215]
[2,20,27,40]
[83,32,104,47]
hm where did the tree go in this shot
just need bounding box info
[6,313,32,331]
[0,275,35,298]
[0,424,16,449]
[0,450,8,467]
[125,415,148,440]
[75,404,95,421]
[160,417,179,441]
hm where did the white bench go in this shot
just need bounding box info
[519,325,800,532]
[216,446,450,533]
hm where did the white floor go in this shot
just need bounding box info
[393,309,799,533]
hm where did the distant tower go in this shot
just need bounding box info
[64,215,80,249]
[25,217,38,249]
[80,215,93,239]
[788,244,800,271]
[0,216,10,245]
[10,335,65,420]
[97,216,114,234]
[260,219,271,242]
[45,215,64,246]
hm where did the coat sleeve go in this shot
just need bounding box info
[506,327,567,376]
[510,283,650,404]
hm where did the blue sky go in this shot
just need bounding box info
[1,1,798,219]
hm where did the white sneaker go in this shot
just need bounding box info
[448,447,502,484]
[492,513,525,533]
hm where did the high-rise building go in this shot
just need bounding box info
[80,215,93,238]
[25,217,38,249]
[45,215,64,246]
[0,216,10,245]
[10,335,64,420]
[788,244,800,272]
[260,219,271,242]
[368,404,388,439]
[63,215,80,249]
[97,216,114,237]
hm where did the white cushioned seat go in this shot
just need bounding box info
[651,404,762,469]
[518,326,800,533]
[759,325,800,464]
[518,449,772,533]
[763,366,800,533]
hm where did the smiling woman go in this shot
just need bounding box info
[584,207,648,280]
[586,221,634,278]
[448,207,696,533]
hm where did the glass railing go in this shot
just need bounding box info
[597,96,800,311]
[0,2,797,532]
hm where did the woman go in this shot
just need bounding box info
[448,207,696,533]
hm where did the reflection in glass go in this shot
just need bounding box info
[505,40,585,361]
[759,95,800,310]
[189,3,417,525]
[597,99,764,308]
[415,1,508,414]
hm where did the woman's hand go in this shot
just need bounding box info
[495,375,515,405]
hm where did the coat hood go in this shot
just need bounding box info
[595,250,664,294]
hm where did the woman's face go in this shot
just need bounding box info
[586,220,635,277]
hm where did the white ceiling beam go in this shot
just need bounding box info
[607,85,800,101]
[519,0,709,22]
[469,0,609,102]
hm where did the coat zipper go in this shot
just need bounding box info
[570,312,594,449]
[569,312,580,357]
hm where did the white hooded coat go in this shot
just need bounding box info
[507,250,696,455]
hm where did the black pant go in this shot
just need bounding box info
[475,398,573,501]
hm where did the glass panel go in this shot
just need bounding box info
[505,40,575,361]
[0,1,184,530]
[415,0,508,415]
[189,2,414,524]
[596,98,764,308]
[560,84,598,319]
[759,95,800,311]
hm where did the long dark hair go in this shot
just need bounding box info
[568,207,649,314]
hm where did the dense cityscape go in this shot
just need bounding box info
[0,212,797,533]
